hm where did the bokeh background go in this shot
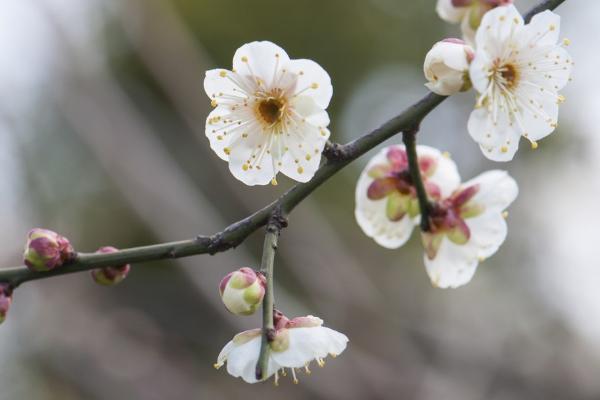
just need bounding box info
[0,0,598,399]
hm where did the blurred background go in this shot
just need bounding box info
[0,0,598,399]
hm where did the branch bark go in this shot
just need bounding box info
[0,0,567,288]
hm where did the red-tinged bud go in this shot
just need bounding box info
[23,228,74,272]
[0,284,13,325]
[219,267,266,316]
[90,246,130,286]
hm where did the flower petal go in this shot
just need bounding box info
[462,170,518,212]
[286,58,333,109]
[270,326,348,368]
[475,5,523,51]
[232,41,290,88]
[418,145,461,198]
[223,336,279,383]
[519,10,561,47]
[436,0,467,23]
[228,125,276,186]
[423,235,480,289]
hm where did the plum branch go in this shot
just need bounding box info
[0,0,566,290]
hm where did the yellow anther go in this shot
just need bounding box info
[219,70,227,77]
[442,151,451,158]
[297,166,304,174]
[305,154,311,161]
[211,99,218,107]
[223,147,231,155]
[310,82,319,89]
[500,146,508,153]
[502,211,509,219]
[531,141,538,150]
[271,178,278,186]
[242,164,249,171]
[241,56,248,62]
[557,95,565,104]
[562,38,571,46]
[216,135,223,141]
[320,129,327,137]
[549,24,556,31]
[242,133,248,138]
[499,16,506,21]
[213,363,221,370]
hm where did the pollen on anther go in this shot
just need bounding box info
[502,211,509,219]
[549,24,556,31]
[305,154,311,161]
[531,141,538,150]
[241,56,248,62]
[310,82,319,89]
[500,146,508,153]
[242,164,249,171]
[297,166,304,174]
[271,178,278,186]
[442,151,451,158]
[219,70,227,78]
[211,100,218,107]
[223,147,231,155]
[562,38,571,46]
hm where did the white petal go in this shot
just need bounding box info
[475,5,523,52]
[469,53,492,94]
[270,327,348,368]
[417,145,461,198]
[205,106,249,161]
[465,211,508,259]
[436,0,466,23]
[462,170,518,212]
[513,86,559,141]
[519,46,573,93]
[467,106,522,157]
[232,41,290,88]
[223,336,279,383]
[460,10,477,47]
[286,58,333,109]
[520,10,561,47]
[354,147,415,249]
[228,125,276,186]
[204,69,256,104]
[423,237,479,289]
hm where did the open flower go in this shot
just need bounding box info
[424,38,474,96]
[355,145,460,249]
[467,5,573,161]
[436,0,512,45]
[204,41,332,186]
[421,170,518,288]
[215,313,348,384]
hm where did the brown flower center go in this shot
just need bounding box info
[499,63,519,88]
[258,98,284,124]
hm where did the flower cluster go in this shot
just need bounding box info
[356,146,517,288]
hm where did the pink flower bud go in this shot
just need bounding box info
[23,228,74,272]
[90,246,131,286]
[219,267,266,316]
[0,284,13,325]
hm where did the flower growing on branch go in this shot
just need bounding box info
[422,170,518,288]
[90,247,131,286]
[215,313,348,384]
[204,41,333,186]
[424,38,474,96]
[355,145,460,249]
[219,267,266,316]
[23,228,74,272]
[467,5,573,161]
[436,0,513,45]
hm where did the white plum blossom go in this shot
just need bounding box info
[215,314,348,384]
[467,5,573,161]
[436,0,512,46]
[204,41,332,185]
[424,38,474,96]
[421,170,518,288]
[355,145,460,249]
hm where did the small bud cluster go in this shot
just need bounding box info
[23,228,74,272]
[90,246,131,286]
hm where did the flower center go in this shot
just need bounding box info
[257,98,284,125]
[497,62,519,89]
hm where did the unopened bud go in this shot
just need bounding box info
[90,246,131,286]
[423,39,474,96]
[219,267,266,316]
[23,228,74,272]
[0,284,13,325]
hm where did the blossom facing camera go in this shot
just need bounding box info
[422,170,518,288]
[355,145,460,249]
[468,5,572,161]
[219,267,266,316]
[215,312,348,384]
[436,0,513,45]
[0,284,12,324]
[90,247,131,286]
[204,41,333,186]
[23,228,74,272]
[424,38,474,95]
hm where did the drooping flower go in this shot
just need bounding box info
[0,284,12,324]
[355,145,460,249]
[421,170,518,288]
[467,5,573,161]
[424,38,475,96]
[219,267,266,316]
[23,228,74,272]
[90,246,131,286]
[436,0,513,45]
[215,312,348,384]
[204,41,332,186]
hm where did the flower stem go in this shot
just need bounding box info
[255,219,281,381]
[402,128,432,232]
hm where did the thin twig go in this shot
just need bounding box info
[402,128,432,232]
[0,0,567,288]
[255,215,283,380]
